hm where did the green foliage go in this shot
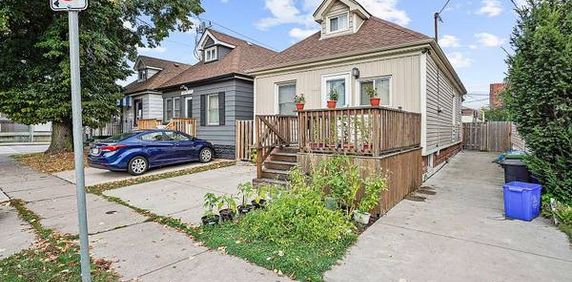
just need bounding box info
[482,107,511,121]
[364,85,377,98]
[218,194,238,213]
[294,93,305,104]
[541,194,572,242]
[203,193,221,216]
[328,88,339,101]
[358,176,388,213]
[504,0,572,203]
[238,188,355,247]
[238,182,255,206]
[0,0,204,149]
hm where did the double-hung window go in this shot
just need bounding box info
[205,47,217,62]
[165,98,173,121]
[277,83,296,115]
[359,77,391,106]
[328,13,348,33]
[323,74,350,108]
[173,97,181,118]
[207,94,220,125]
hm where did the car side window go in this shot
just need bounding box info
[164,131,190,141]
[140,132,164,142]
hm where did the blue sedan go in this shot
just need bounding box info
[88,130,214,175]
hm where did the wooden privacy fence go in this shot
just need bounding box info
[166,118,197,136]
[298,106,421,156]
[463,121,512,152]
[236,120,254,161]
[255,115,298,177]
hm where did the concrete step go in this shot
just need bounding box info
[264,160,297,171]
[261,168,290,181]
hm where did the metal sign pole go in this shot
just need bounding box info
[68,10,92,282]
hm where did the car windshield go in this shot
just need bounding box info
[104,132,137,142]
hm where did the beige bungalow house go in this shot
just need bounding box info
[249,0,466,175]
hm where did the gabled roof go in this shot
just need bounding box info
[159,29,277,89]
[313,0,371,22]
[124,56,191,95]
[249,17,430,72]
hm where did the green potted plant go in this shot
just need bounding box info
[237,182,254,214]
[218,194,238,221]
[251,185,268,209]
[294,93,305,111]
[365,85,380,106]
[354,176,387,225]
[327,88,338,109]
[201,193,221,225]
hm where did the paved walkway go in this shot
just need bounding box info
[0,155,284,281]
[0,203,36,259]
[0,144,48,155]
[325,151,572,281]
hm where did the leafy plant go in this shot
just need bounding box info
[364,85,377,98]
[357,176,388,213]
[237,182,255,206]
[218,194,238,213]
[328,88,339,101]
[203,193,221,216]
[294,93,305,104]
[312,156,361,215]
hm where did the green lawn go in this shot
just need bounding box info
[194,222,357,282]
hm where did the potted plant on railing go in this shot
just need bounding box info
[294,93,305,111]
[365,85,380,106]
[353,176,388,225]
[327,88,338,109]
[237,182,254,214]
[201,193,221,225]
[218,194,238,221]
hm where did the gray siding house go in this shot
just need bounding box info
[122,29,277,158]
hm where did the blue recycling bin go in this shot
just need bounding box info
[503,181,542,221]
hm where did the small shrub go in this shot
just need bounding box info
[203,193,220,216]
[238,188,355,246]
[358,176,388,213]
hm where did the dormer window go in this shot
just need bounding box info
[138,69,147,81]
[328,13,349,33]
[205,46,218,62]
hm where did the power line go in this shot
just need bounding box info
[438,0,453,14]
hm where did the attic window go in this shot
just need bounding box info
[328,13,349,33]
[138,69,147,81]
[205,46,217,62]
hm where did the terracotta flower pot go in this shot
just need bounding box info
[327,100,337,109]
[296,103,305,110]
[370,97,381,106]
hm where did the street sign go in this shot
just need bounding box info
[50,0,88,11]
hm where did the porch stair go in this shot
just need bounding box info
[253,147,298,187]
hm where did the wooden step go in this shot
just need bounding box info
[275,146,299,154]
[269,152,297,162]
[252,177,288,187]
[261,168,290,181]
[264,160,297,171]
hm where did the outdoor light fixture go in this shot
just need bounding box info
[352,67,360,79]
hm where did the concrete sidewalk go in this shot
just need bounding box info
[0,155,285,281]
[325,151,572,281]
[0,203,36,259]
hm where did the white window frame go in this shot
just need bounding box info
[321,73,351,108]
[327,12,349,34]
[357,76,393,106]
[204,46,218,62]
[207,94,220,126]
[274,81,296,114]
[184,96,193,118]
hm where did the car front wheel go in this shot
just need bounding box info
[199,147,213,163]
[128,156,149,176]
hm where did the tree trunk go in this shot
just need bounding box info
[47,120,74,153]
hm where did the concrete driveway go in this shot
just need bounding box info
[104,164,255,225]
[325,151,572,281]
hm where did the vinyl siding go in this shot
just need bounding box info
[320,1,353,38]
[255,52,422,114]
[426,55,462,153]
[162,79,253,146]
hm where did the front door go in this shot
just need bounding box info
[134,99,143,127]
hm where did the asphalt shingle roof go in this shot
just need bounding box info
[123,56,191,94]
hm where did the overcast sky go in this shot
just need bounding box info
[133,0,526,109]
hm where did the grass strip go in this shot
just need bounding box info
[0,200,119,281]
[86,160,236,194]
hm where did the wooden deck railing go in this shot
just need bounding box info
[137,119,161,130]
[298,106,421,156]
[166,118,197,136]
[255,115,298,177]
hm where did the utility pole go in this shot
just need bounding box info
[434,12,440,43]
[49,1,91,281]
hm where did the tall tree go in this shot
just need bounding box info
[505,0,572,202]
[0,0,203,152]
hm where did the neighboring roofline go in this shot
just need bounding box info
[313,0,371,22]
[158,73,253,91]
[123,89,162,96]
[132,55,189,71]
[248,38,466,95]
[197,29,237,51]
